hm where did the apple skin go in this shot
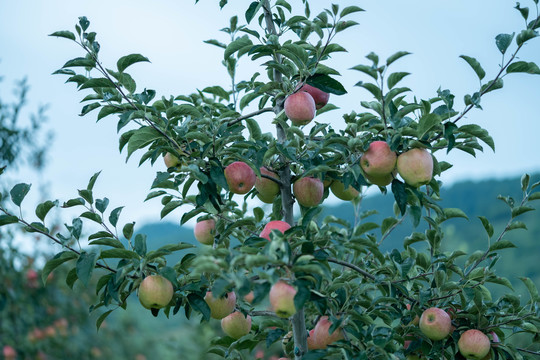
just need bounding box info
[309,316,344,349]
[364,170,397,187]
[3,346,16,360]
[204,291,237,319]
[244,291,255,303]
[269,281,297,318]
[360,141,397,177]
[330,181,360,201]
[255,167,280,203]
[299,84,330,109]
[284,91,316,126]
[419,307,452,341]
[224,161,256,194]
[397,148,433,187]
[458,330,491,360]
[221,311,252,339]
[194,219,216,245]
[293,177,324,207]
[260,220,291,241]
[138,275,174,310]
[164,152,181,168]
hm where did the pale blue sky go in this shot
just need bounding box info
[1,1,539,229]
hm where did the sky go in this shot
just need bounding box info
[1,0,539,234]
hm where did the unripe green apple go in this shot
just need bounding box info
[255,167,280,203]
[224,161,256,194]
[330,180,360,201]
[360,141,397,177]
[298,83,330,109]
[364,170,397,187]
[269,281,297,318]
[221,311,252,339]
[204,291,236,319]
[293,177,324,207]
[397,148,433,187]
[164,152,181,168]
[284,91,316,126]
[138,275,174,309]
[419,307,452,341]
[194,219,215,245]
[259,220,291,241]
[458,329,491,360]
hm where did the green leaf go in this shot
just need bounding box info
[117,54,150,73]
[511,205,535,218]
[245,1,262,23]
[517,29,538,46]
[391,179,407,216]
[100,249,140,259]
[187,293,211,321]
[306,74,347,95]
[458,124,495,151]
[166,104,202,119]
[10,183,31,207]
[507,61,540,75]
[0,215,19,226]
[478,216,494,238]
[161,200,182,219]
[417,113,442,139]
[495,33,514,54]
[224,35,252,60]
[41,251,78,284]
[387,72,409,89]
[127,126,162,159]
[109,206,123,227]
[459,55,486,80]
[76,250,100,286]
[340,5,364,17]
[89,238,125,249]
[80,103,101,116]
[79,78,115,90]
[350,64,378,80]
[123,222,135,240]
[489,240,516,252]
[96,309,114,331]
[443,208,469,220]
[63,57,95,68]
[520,277,539,301]
[202,86,230,101]
[35,200,57,222]
[386,51,411,66]
[49,30,76,41]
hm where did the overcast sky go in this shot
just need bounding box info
[1,1,539,233]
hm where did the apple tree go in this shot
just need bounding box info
[1,1,540,359]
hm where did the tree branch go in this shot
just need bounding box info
[227,107,274,126]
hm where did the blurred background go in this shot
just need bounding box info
[1,1,539,359]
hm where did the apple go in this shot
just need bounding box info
[26,269,38,288]
[307,329,323,350]
[3,346,16,360]
[298,83,330,109]
[310,316,344,349]
[260,220,291,241]
[330,180,360,201]
[293,177,324,207]
[489,331,500,346]
[244,291,255,303]
[406,303,420,326]
[224,161,256,194]
[269,281,297,318]
[204,291,236,319]
[284,91,316,126]
[364,170,396,187]
[163,152,181,168]
[397,148,433,187]
[194,219,216,245]
[419,307,452,341]
[54,318,68,336]
[221,311,252,339]
[138,275,174,309]
[255,167,280,203]
[458,330,491,360]
[44,326,56,338]
[360,141,397,178]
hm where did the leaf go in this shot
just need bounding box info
[386,51,411,66]
[459,55,486,80]
[63,57,95,68]
[10,183,31,207]
[96,309,114,331]
[187,293,211,321]
[202,86,230,101]
[517,29,538,46]
[350,64,378,80]
[443,208,469,220]
[458,124,495,151]
[495,33,514,54]
[100,249,140,259]
[306,74,347,95]
[0,215,19,226]
[387,72,410,89]
[161,200,182,219]
[506,61,540,75]
[79,78,115,90]
[478,216,494,238]
[117,54,150,73]
[224,35,252,60]
[80,103,101,116]
[126,126,162,159]
[109,206,123,227]
[417,113,442,139]
[89,238,124,249]
[49,30,76,41]
[340,5,364,17]
[245,1,262,23]
[76,250,100,286]
[511,205,535,218]
[520,277,539,301]
[381,217,398,235]
[123,222,135,240]
[391,179,407,216]
[41,251,78,284]
[166,104,202,119]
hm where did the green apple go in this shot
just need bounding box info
[298,83,330,109]
[204,291,236,319]
[164,152,181,168]
[194,218,216,245]
[269,281,297,318]
[458,330,491,360]
[364,170,396,187]
[419,307,452,341]
[259,220,291,241]
[397,148,433,187]
[221,311,252,339]
[224,161,256,194]
[330,180,360,201]
[360,141,397,177]
[138,275,174,309]
[255,167,280,203]
[293,177,324,207]
[284,91,316,126]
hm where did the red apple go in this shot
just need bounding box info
[3,346,16,360]
[224,161,256,194]
[204,291,236,319]
[269,281,297,318]
[489,331,500,346]
[458,329,491,360]
[194,219,216,245]
[26,269,38,288]
[138,275,174,309]
[255,167,280,203]
[360,141,397,177]
[284,91,316,126]
[311,316,344,349]
[397,148,433,187]
[163,152,181,168]
[330,180,360,201]
[299,83,330,109]
[244,291,255,303]
[293,177,324,207]
[419,307,452,341]
[44,326,56,338]
[221,311,252,339]
[259,220,291,241]
[307,329,324,350]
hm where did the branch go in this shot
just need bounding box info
[327,257,375,280]
[227,107,274,126]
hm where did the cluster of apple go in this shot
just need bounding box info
[26,317,69,343]
[406,306,499,359]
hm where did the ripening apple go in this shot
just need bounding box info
[298,83,330,109]
[3,346,16,360]
[255,167,280,203]
[163,152,181,168]
[364,170,397,187]
[419,307,452,341]
[284,91,316,126]
[458,330,491,360]
[293,177,324,207]
[138,275,174,309]
[259,220,291,241]
[221,311,252,339]
[204,291,236,319]
[330,180,360,201]
[311,316,344,349]
[244,291,255,303]
[397,148,433,187]
[307,329,323,350]
[269,281,297,318]
[360,141,397,177]
[194,219,216,245]
[224,161,256,194]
